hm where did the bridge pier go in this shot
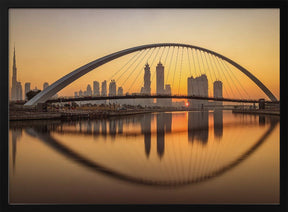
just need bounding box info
[259,98,265,110]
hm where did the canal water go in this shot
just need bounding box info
[9,110,279,204]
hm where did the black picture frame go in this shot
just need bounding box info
[1,0,287,211]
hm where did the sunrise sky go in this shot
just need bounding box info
[9,9,280,100]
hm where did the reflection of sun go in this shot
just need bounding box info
[185,102,189,107]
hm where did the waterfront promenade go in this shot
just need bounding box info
[9,106,154,121]
[9,103,280,121]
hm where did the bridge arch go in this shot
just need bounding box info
[25,43,278,106]
[26,118,278,187]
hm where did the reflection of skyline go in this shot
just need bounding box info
[141,113,151,157]
[188,110,224,143]
[156,113,172,159]
[259,115,266,126]
[9,111,277,171]
[9,112,279,188]
[101,120,107,135]
[109,119,116,138]
[141,112,172,158]
[93,120,100,134]
[188,111,209,144]
[11,128,22,174]
[214,110,223,139]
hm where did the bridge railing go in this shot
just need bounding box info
[46,94,280,104]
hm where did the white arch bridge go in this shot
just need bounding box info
[24,43,278,106]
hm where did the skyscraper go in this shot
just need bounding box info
[24,82,31,100]
[109,80,116,105]
[87,84,92,96]
[142,113,151,157]
[164,84,172,105]
[156,61,165,105]
[198,74,208,99]
[140,63,152,106]
[101,80,107,96]
[93,81,100,96]
[79,90,83,97]
[11,47,17,100]
[213,80,223,106]
[43,82,49,90]
[187,74,208,109]
[118,87,123,96]
[11,47,22,100]
[16,82,23,101]
[143,63,151,95]
[109,80,116,96]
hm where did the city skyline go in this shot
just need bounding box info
[9,9,279,100]
[71,61,223,109]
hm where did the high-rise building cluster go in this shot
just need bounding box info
[187,74,208,109]
[72,61,222,108]
[11,47,55,101]
[140,62,172,106]
[12,46,222,107]
[75,79,123,98]
[187,74,223,109]
[74,61,172,106]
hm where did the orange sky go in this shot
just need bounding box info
[9,9,280,100]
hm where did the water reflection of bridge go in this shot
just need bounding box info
[12,113,278,186]
[11,111,276,163]
[10,111,279,187]
[49,111,220,158]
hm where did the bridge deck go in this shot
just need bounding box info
[46,95,279,104]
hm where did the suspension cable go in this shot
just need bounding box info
[211,54,237,98]
[108,50,143,83]
[200,50,213,97]
[129,47,162,93]
[190,49,202,96]
[163,46,171,65]
[214,56,244,99]
[207,52,233,98]
[115,49,148,84]
[220,58,251,99]
[120,48,153,91]
[195,49,206,95]
[195,49,203,75]
[163,47,175,86]
[172,47,180,92]
[186,47,192,77]
[178,47,184,95]
[203,51,217,82]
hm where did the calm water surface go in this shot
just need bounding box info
[9,111,280,204]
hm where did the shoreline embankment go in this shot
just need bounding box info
[9,107,280,121]
[232,109,280,116]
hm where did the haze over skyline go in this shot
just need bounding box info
[9,9,279,100]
